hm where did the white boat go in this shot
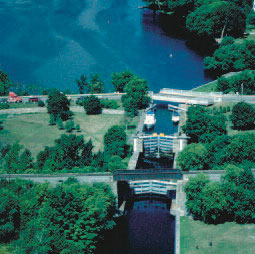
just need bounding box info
[172,115,180,122]
[172,111,179,123]
[144,111,156,129]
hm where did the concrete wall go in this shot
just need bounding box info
[0,173,118,194]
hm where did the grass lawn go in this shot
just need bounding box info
[193,72,243,93]
[0,112,137,157]
[192,80,218,92]
[181,216,255,254]
[8,103,40,109]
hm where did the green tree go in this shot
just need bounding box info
[184,173,210,219]
[76,74,87,94]
[0,189,20,242]
[177,143,208,171]
[83,96,102,115]
[19,149,34,171]
[123,77,150,116]
[0,70,11,95]
[2,142,23,173]
[104,125,127,158]
[123,96,139,116]
[36,134,93,171]
[87,73,104,94]
[205,135,229,169]
[222,166,255,223]
[183,105,226,143]
[182,105,209,143]
[106,155,123,172]
[202,182,227,223]
[56,115,64,130]
[49,114,56,125]
[199,113,227,143]
[47,89,72,121]
[111,70,135,92]
[76,124,81,132]
[226,133,255,166]
[80,139,93,166]
[205,40,255,76]
[231,102,255,130]
[186,2,246,38]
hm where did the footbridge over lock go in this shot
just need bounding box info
[113,169,183,210]
[129,180,177,195]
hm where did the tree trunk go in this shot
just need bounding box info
[221,24,227,39]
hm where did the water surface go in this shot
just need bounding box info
[0,0,211,91]
[99,198,175,254]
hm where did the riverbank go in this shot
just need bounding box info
[180,216,255,254]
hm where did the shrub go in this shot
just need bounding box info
[38,101,45,107]
[49,114,55,125]
[0,104,9,110]
[56,116,64,130]
[83,96,102,115]
[100,99,119,109]
[76,124,81,132]
[226,106,231,112]
[231,102,255,130]
[65,120,75,133]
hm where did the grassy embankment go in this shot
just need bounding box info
[0,112,138,157]
[192,72,241,93]
[181,216,255,254]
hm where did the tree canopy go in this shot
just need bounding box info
[0,179,115,253]
[36,134,94,172]
[111,70,135,92]
[76,74,87,94]
[182,105,226,143]
[123,77,150,116]
[185,166,255,224]
[177,143,208,170]
[204,40,255,76]
[0,69,11,96]
[83,95,102,115]
[231,102,255,130]
[87,74,104,94]
[104,125,127,158]
[186,1,246,39]
[47,89,72,121]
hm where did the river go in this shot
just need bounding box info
[0,0,211,92]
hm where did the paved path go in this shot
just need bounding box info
[0,106,125,115]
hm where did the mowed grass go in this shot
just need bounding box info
[192,80,218,92]
[181,216,255,254]
[0,112,134,156]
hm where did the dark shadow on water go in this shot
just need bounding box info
[97,196,175,254]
